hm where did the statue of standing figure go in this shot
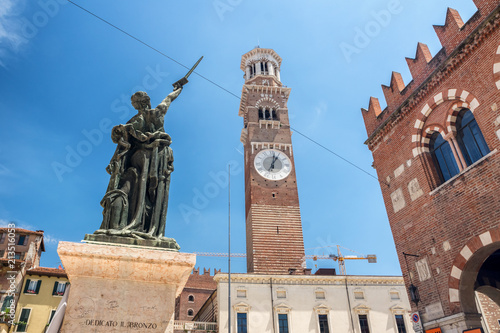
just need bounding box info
[88,57,202,248]
[95,87,182,241]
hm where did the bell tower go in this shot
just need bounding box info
[239,48,305,274]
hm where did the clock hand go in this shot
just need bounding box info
[270,154,279,171]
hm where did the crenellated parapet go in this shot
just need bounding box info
[362,1,500,146]
[433,8,466,54]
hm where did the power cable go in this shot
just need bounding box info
[66,0,241,100]
[291,127,387,186]
[66,0,387,187]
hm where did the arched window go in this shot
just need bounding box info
[187,309,194,316]
[430,133,460,183]
[456,109,490,166]
[258,108,264,120]
[265,109,271,120]
[271,109,277,120]
[188,295,194,302]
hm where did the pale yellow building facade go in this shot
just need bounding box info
[11,267,68,333]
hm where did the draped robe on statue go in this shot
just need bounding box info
[97,89,181,240]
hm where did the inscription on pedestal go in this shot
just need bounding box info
[64,288,172,332]
[58,242,195,333]
[84,319,158,329]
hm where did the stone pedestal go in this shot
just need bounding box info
[58,241,195,333]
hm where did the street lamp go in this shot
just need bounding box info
[403,252,420,306]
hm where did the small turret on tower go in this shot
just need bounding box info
[240,47,283,85]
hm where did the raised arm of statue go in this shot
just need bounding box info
[157,87,182,114]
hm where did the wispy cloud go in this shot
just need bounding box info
[306,101,328,132]
[0,219,11,227]
[315,101,327,116]
[43,234,60,245]
[0,0,26,66]
[0,218,35,230]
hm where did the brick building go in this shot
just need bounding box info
[239,47,306,275]
[361,1,500,332]
[174,268,218,321]
[0,228,45,313]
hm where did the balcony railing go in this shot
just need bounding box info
[259,120,280,129]
[172,320,218,331]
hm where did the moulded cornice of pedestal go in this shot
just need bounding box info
[58,241,196,284]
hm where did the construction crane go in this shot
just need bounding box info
[308,245,377,275]
[195,245,376,275]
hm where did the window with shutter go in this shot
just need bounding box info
[25,280,40,294]
[48,310,56,324]
[23,279,31,294]
[17,235,26,246]
[1,296,13,312]
[35,280,42,294]
[16,308,31,332]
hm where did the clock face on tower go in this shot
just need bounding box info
[254,149,292,181]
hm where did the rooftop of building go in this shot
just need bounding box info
[0,228,44,236]
[26,266,67,278]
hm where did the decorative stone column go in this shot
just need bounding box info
[268,62,275,76]
[245,66,251,80]
[255,61,261,75]
[58,241,195,333]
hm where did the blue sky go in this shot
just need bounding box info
[0,0,479,275]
